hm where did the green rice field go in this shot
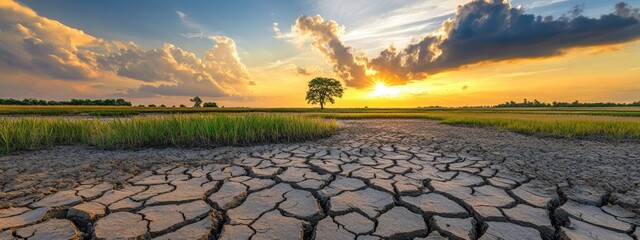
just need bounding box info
[1,106,639,154]
[0,114,336,154]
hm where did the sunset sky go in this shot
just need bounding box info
[1,0,639,107]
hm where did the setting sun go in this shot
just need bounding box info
[370,82,400,98]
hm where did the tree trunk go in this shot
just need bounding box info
[320,101,324,109]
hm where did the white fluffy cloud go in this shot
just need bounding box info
[0,0,103,80]
[112,37,251,97]
[0,0,251,98]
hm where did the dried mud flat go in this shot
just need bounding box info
[0,119,639,239]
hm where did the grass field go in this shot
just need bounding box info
[2,105,640,117]
[0,114,336,154]
[1,106,639,154]
[309,112,640,139]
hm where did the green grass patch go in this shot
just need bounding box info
[2,108,639,154]
[0,114,336,154]
[2,105,640,117]
[309,112,640,140]
[439,114,640,139]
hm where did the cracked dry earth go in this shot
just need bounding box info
[1,119,639,240]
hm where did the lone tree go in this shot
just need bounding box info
[190,96,202,107]
[306,77,344,109]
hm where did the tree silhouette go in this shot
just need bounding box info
[0,98,132,106]
[190,96,203,107]
[203,102,218,108]
[305,77,344,109]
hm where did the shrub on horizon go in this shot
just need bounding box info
[203,102,218,108]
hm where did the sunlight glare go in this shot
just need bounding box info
[370,82,400,98]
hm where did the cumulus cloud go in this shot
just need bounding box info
[371,0,640,84]
[273,22,297,41]
[205,36,250,85]
[290,15,371,88]
[283,1,640,88]
[0,0,252,98]
[0,0,103,80]
[101,36,251,97]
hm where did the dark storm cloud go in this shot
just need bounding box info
[615,2,640,19]
[369,0,640,85]
[290,1,640,88]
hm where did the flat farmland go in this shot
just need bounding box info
[2,106,639,154]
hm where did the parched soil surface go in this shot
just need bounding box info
[0,119,638,239]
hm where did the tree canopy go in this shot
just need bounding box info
[190,96,203,107]
[306,77,344,109]
[203,102,218,108]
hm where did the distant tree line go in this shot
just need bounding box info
[496,99,640,108]
[0,98,132,106]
